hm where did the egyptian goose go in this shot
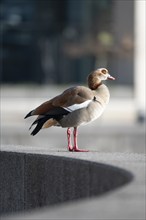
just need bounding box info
[25,68,115,152]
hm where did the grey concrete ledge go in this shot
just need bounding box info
[0,145,145,220]
[0,151,132,215]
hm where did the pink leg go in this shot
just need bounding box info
[73,127,89,152]
[67,128,73,151]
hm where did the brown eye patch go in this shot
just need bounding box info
[101,69,107,74]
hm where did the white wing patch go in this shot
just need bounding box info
[63,99,92,112]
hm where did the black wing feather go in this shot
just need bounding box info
[30,107,69,136]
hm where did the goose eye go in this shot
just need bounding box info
[101,69,107,74]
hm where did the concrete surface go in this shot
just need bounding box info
[0,145,145,220]
[0,150,132,216]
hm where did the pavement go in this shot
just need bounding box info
[1,145,145,220]
[0,85,146,220]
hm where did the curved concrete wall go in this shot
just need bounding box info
[0,151,133,216]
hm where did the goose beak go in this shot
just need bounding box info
[107,74,115,80]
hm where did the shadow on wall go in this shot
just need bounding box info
[0,151,133,216]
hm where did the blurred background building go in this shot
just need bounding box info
[0,0,145,129]
[0,0,134,85]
